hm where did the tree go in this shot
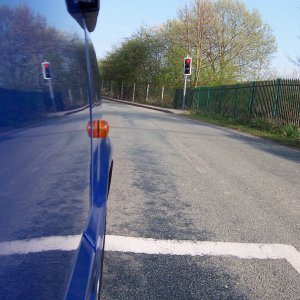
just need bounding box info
[0,4,48,90]
[0,4,91,108]
[176,0,214,86]
[174,0,277,85]
[99,0,277,88]
[215,0,276,82]
[99,27,165,85]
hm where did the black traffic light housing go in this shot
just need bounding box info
[42,62,52,80]
[184,58,192,75]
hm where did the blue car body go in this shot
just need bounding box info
[0,1,112,299]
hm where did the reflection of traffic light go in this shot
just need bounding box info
[184,58,192,75]
[42,62,52,79]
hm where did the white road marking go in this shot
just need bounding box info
[0,235,299,274]
[107,236,300,274]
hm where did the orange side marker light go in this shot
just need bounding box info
[87,120,109,138]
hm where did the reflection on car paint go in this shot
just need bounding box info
[0,1,112,299]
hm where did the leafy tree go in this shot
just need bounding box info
[174,0,276,85]
[99,27,165,85]
[175,0,213,85]
[99,0,277,88]
[212,0,276,83]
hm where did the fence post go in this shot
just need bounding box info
[197,90,200,109]
[273,78,281,118]
[109,81,113,97]
[161,85,164,104]
[132,82,136,102]
[68,89,73,105]
[183,75,188,109]
[121,82,124,100]
[248,81,255,117]
[47,80,56,112]
[146,83,150,102]
[219,86,224,115]
[233,84,238,119]
[206,87,211,113]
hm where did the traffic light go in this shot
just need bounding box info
[184,58,192,75]
[42,62,52,79]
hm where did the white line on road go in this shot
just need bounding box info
[106,235,300,274]
[0,235,299,274]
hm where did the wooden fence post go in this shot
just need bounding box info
[109,81,113,97]
[121,82,124,100]
[146,83,150,102]
[132,83,136,102]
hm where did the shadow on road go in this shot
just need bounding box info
[104,102,300,164]
[225,131,300,164]
[101,253,248,300]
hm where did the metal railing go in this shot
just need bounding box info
[175,79,300,126]
[101,79,300,126]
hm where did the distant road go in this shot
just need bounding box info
[101,100,300,300]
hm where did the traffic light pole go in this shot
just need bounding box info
[48,79,56,112]
[183,57,192,110]
[42,62,56,112]
[182,74,187,110]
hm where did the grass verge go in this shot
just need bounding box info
[182,112,300,149]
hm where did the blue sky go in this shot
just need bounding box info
[91,0,300,75]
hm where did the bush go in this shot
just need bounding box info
[280,124,300,138]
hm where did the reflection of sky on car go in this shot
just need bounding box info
[0,1,93,115]
[5,0,82,35]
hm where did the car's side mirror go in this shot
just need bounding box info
[65,0,100,32]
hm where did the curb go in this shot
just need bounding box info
[64,105,89,116]
[103,97,174,114]
[0,104,92,136]
[47,104,89,117]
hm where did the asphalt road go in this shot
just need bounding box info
[0,111,90,299]
[101,100,300,299]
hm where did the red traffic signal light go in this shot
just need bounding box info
[42,62,52,79]
[184,58,192,75]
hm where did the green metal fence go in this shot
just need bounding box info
[101,79,300,126]
[175,79,300,126]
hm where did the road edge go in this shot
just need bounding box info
[103,97,175,114]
